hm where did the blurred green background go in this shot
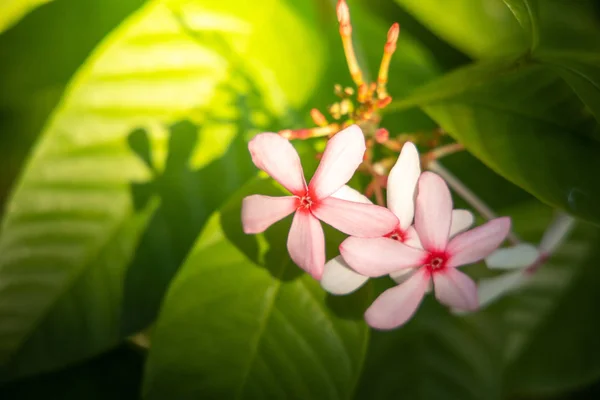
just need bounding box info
[0,0,599,399]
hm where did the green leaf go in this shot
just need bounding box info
[143,179,371,400]
[501,221,600,394]
[0,0,326,380]
[394,0,525,58]
[539,51,600,124]
[0,344,144,399]
[0,0,52,34]
[393,58,600,223]
[502,0,540,50]
[355,300,505,400]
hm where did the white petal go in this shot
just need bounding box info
[485,244,539,269]
[387,142,420,230]
[321,256,369,295]
[449,209,474,238]
[403,226,423,249]
[539,212,576,255]
[330,185,372,204]
[478,271,526,308]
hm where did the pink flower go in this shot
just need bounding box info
[241,125,398,280]
[340,171,511,330]
[320,142,474,295]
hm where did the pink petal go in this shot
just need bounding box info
[330,185,372,204]
[449,209,474,238]
[446,217,511,268]
[414,172,453,252]
[308,125,366,199]
[287,211,325,280]
[387,142,421,230]
[339,237,426,277]
[312,196,398,237]
[433,268,478,311]
[403,226,423,249]
[321,255,369,295]
[365,267,429,330]
[242,195,298,234]
[248,133,306,195]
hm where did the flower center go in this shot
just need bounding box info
[424,252,447,273]
[385,228,405,242]
[299,195,313,209]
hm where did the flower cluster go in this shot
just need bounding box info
[241,125,511,330]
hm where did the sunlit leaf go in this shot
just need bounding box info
[144,179,371,399]
[394,0,525,58]
[0,0,326,380]
[0,0,52,34]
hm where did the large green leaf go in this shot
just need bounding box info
[500,219,600,394]
[394,0,525,58]
[143,179,371,399]
[0,344,144,399]
[0,0,52,34]
[355,300,505,400]
[502,0,539,50]
[0,0,326,380]
[539,51,600,124]
[391,58,600,223]
[0,0,144,212]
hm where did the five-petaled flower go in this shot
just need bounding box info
[241,125,398,280]
[320,142,474,295]
[340,172,511,330]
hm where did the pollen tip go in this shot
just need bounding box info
[387,23,400,44]
[279,129,293,139]
[375,128,389,144]
[336,0,350,25]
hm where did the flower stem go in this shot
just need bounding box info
[428,160,521,245]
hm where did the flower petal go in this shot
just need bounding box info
[248,133,306,195]
[446,217,511,268]
[365,267,429,330]
[387,142,421,229]
[403,226,423,249]
[414,172,452,252]
[389,268,415,284]
[287,211,325,280]
[478,270,526,308]
[485,243,539,269]
[539,212,576,255]
[339,237,426,277]
[449,209,474,238]
[309,125,366,199]
[433,268,478,311]
[321,255,369,295]
[312,196,398,237]
[330,185,372,204]
[241,195,298,234]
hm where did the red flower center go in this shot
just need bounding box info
[424,252,448,273]
[385,228,405,242]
